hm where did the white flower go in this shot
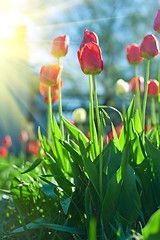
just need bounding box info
[115,79,129,96]
[72,108,87,124]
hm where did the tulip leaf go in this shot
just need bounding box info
[62,116,88,145]
[21,158,42,174]
[142,209,160,240]
[78,134,100,198]
[117,165,141,224]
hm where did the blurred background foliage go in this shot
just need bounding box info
[0,0,159,152]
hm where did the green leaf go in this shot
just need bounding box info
[101,168,122,227]
[33,221,86,235]
[133,109,142,134]
[78,134,100,198]
[60,197,71,215]
[117,165,141,224]
[21,158,42,174]
[62,116,88,145]
[59,139,83,168]
[142,209,160,240]
[145,137,160,183]
[42,183,59,199]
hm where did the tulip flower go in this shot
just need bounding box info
[153,9,160,34]
[72,108,87,124]
[0,146,8,157]
[140,34,159,59]
[19,130,29,142]
[51,35,69,58]
[129,75,144,94]
[40,64,63,86]
[147,79,159,97]
[115,79,129,96]
[126,43,143,65]
[2,135,12,148]
[26,139,41,156]
[80,29,99,50]
[77,42,103,75]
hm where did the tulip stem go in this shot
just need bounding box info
[48,85,53,141]
[135,65,142,120]
[89,75,96,158]
[92,74,103,199]
[92,75,102,152]
[58,57,64,138]
[151,97,156,127]
[142,59,150,131]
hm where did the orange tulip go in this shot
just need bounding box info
[40,64,63,86]
[51,35,69,58]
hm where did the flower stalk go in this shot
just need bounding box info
[142,59,150,130]
[58,57,64,138]
[135,65,142,119]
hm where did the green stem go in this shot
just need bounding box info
[57,57,64,138]
[151,97,156,127]
[92,75,101,148]
[92,74,103,199]
[142,59,150,131]
[89,75,96,158]
[135,64,142,119]
[48,85,53,141]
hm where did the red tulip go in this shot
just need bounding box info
[140,34,159,59]
[147,79,159,97]
[129,75,144,93]
[26,140,41,156]
[80,29,99,50]
[51,35,69,58]
[77,42,103,75]
[40,64,63,86]
[0,146,8,157]
[153,9,160,34]
[20,130,29,142]
[126,43,143,65]
[2,135,12,148]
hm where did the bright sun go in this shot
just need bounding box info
[0,0,40,140]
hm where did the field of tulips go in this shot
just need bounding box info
[2,8,160,240]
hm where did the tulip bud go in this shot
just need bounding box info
[140,34,159,59]
[126,43,143,65]
[129,75,144,93]
[51,35,69,58]
[80,29,99,50]
[153,9,160,34]
[2,135,12,148]
[77,42,103,75]
[147,79,159,97]
[72,108,87,124]
[0,146,8,157]
[115,79,129,96]
[40,64,63,86]
[20,130,29,142]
